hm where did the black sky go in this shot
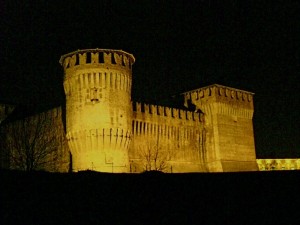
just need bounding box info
[0,0,299,158]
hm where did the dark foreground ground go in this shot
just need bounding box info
[0,170,299,225]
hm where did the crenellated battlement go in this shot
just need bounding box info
[182,84,254,119]
[182,84,254,104]
[133,102,204,122]
[59,49,135,71]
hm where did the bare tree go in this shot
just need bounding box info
[0,111,60,171]
[139,141,173,172]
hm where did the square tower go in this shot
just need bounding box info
[183,84,258,172]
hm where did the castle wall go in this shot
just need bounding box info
[257,159,300,171]
[183,85,258,172]
[129,102,206,172]
[0,107,70,172]
[45,107,70,172]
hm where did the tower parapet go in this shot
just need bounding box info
[183,84,254,119]
[59,49,135,70]
[60,49,135,172]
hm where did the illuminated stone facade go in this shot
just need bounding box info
[60,49,134,172]
[182,85,257,172]
[59,49,258,172]
[0,107,70,172]
[257,159,300,171]
[3,49,295,173]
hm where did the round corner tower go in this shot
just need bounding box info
[59,49,135,172]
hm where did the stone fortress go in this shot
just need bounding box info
[1,49,299,172]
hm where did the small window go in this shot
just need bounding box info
[91,88,99,102]
[86,88,100,103]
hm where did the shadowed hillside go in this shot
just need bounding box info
[1,170,299,225]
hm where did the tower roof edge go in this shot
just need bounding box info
[180,84,255,96]
[59,48,135,65]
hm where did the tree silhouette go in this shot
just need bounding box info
[139,140,173,172]
[0,110,61,171]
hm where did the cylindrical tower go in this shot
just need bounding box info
[59,49,135,172]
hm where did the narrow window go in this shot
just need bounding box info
[91,88,99,102]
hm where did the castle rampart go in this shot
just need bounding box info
[129,102,207,172]
[0,106,70,172]
[59,49,135,70]
[183,84,254,119]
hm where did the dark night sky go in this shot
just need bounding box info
[0,0,299,158]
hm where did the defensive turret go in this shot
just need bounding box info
[60,49,135,172]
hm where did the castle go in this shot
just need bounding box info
[1,49,298,172]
